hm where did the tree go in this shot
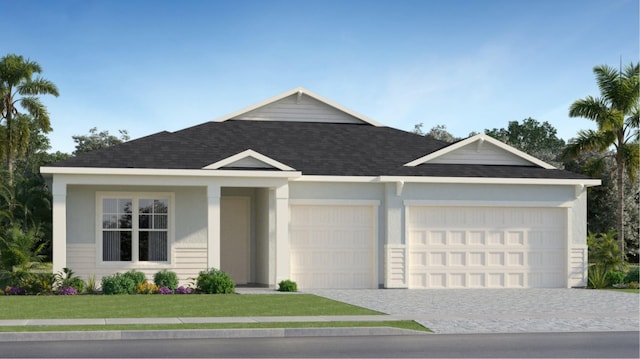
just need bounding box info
[564,151,639,261]
[72,127,130,155]
[563,62,639,259]
[0,54,59,180]
[413,123,460,142]
[426,124,459,142]
[485,118,566,167]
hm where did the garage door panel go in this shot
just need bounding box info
[408,206,566,289]
[290,205,375,289]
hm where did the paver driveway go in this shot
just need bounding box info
[308,289,640,334]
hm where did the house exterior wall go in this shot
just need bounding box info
[65,184,208,284]
[59,177,589,289]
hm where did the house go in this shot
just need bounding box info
[41,87,600,289]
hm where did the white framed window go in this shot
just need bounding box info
[97,192,173,264]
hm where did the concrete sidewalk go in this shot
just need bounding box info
[0,315,428,342]
[0,314,407,326]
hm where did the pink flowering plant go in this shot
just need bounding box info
[5,286,26,295]
[174,286,193,294]
[57,286,78,295]
[157,286,173,294]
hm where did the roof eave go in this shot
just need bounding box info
[39,166,302,178]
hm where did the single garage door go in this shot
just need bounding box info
[408,206,566,288]
[290,205,376,289]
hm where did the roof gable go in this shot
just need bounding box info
[202,149,295,171]
[404,134,555,169]
[213,87,382,126]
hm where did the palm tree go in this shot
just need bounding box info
[0,54,59,180]
[563,62,639,259]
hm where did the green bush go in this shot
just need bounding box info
[588,265,609,289]
[277,279,298,292]
[101,273,136,295]
[56,268,85,293]
[587,232,625,271]
[196,268,235,294]
[12,271,56,295]
[123,270,146,287]
[624,267,639,284]
[154,270,179,290]
[605,270,625,286]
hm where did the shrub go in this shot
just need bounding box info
[174,286,193,294]
[588,265,609,289]
[587,232,625,271]
[58,286,78,295]
[101,273,136,295]
[154,270,179,290]
[123,270,146,287]
[5,286,25,295]
[628,282,640,289]
[12,271,56,295]
[196,268,235,294]
[157,286,173,294]
[136,281,158,294]
[56,268,85,294]
[624,267,639,284]
[605,270,625,286]
[85,274,98,294]
[277,279,298,292]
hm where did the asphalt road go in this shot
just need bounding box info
[0,331,637,358]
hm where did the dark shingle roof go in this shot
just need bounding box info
[50,120,590,180]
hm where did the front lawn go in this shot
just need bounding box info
[0,294,381,319]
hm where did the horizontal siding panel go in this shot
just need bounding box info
[235,95,362,124]
[66,245,208,288]
[429,143,532,166]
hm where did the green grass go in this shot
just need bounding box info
[0,321,430,333]
[0,294,381,319]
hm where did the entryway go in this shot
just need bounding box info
[220,196,250,284]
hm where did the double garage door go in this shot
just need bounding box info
[408,206,567,288]
[290,205,376,289]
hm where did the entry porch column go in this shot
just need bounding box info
[274,184,290,284]
[206,184,221,269]
[51,177,67,274]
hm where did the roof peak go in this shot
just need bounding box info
[212,87,383,126]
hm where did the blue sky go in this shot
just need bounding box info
[3,0,638,153]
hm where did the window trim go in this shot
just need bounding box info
[96,192,175,267]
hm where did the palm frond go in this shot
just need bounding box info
[569,96,610,126]
[16,97,51,132]
[0,54,42,88]
[621,142,640,184]
[593,65,620,103]
[18,77,59,97]
[562,129,615,160]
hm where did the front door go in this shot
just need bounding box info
[220,197,250,285]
